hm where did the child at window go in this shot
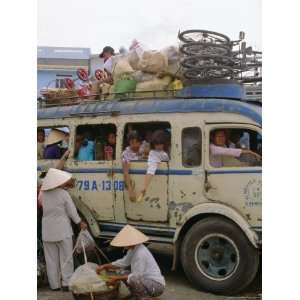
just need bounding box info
[137,130,169,202]
[75,133,95,161]
[104,132,116,160]
[122,131,142,201]
[139,129,152,159]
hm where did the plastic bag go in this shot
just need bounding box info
[127,50,140,70]
[69,262,107,294]
[127,39,149,70]
[75,230,96,254]
[161,46,180,63]
[137,50,168,74]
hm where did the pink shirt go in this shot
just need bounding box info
[209,144,242,168]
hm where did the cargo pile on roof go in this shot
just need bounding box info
[39,29,262,106]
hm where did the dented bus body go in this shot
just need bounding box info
[37,84,262,294]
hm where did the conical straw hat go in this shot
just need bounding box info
[45,129,66,145]
[41,168,72,191]
[110,225,149,247]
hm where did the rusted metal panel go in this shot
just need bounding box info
[123,162,169,222]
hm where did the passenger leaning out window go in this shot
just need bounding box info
[122,131,143,201]
[137,130,169,202]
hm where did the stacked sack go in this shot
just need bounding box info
[100,40,183,99]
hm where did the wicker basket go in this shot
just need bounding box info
[72,282,119,300]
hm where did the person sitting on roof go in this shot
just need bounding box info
[99,46,115,84]
[96,225,165,300]
[210,129,261,168]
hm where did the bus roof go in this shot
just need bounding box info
[37,98,262,126]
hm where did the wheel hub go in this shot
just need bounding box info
[195,234,240,281]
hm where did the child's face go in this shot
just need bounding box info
[108,133,116,145]
[130,139,141,152]
[154,143,164,151]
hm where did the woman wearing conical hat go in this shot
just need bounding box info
[43,128,69,160]
[96,225,165,300]
[39,168,87,291]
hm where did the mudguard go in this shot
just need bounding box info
[174,202,259,247]
[72,196,101,238]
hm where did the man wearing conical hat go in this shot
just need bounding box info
[40,168,87,291]
[96,225,165,300]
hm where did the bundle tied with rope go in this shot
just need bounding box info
[65,230,119,300]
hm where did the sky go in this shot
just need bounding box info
[38,0,261,54]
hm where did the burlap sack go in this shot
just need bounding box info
[135,75,172,97]
[165,61,183,78]
[100,83,111,95]
[88,81,100,100]
[127,50,140,70]
[137,51,168,74]
[132,71,156,83]
[112,58,134,81]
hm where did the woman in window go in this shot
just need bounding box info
[210,129,261,168]
[44,129,67,160]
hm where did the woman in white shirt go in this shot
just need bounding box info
[137,130,169,202]
[210,129,261,168]
[39,168,87,291]
[96,225,165,300]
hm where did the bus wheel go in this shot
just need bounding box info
[180,217,259,295]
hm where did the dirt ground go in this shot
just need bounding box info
[38,244,261,300]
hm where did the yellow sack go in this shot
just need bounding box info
[171,79,183,90]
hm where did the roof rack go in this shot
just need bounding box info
[37,82,259,109]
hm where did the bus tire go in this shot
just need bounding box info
[180,217,259,295]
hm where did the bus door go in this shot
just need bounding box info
[123,161,169,222]
[204,123,262,226]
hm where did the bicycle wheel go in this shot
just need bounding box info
[180,42,231,56]
[181,55,235,69]
[184,65,234,80]
[178,29,231,44]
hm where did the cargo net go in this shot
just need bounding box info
[178,29,262,83]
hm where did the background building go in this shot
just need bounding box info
[37,46,93,97]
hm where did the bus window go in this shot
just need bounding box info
[37,127,70,160]
[182,127,202,167]
[122,122,171,160]
[75,124,116,161]
[209,128,262,168]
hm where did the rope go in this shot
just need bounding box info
[61,230,110,269]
